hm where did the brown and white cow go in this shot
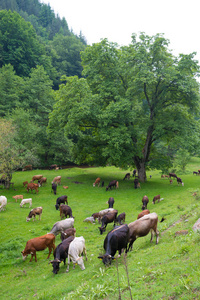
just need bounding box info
[152,195,161,204]
[93,177,101,187]
[26,207,43,222]
[52,176,61,185]
[38,177,47,186]
[21,234,55,262]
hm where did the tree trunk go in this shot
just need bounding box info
[134,159,147,182]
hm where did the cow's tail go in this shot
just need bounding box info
[160,217,166,223]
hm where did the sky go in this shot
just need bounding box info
[41,0,200,64]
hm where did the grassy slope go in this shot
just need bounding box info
[1,158,200,300]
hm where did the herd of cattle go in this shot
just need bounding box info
[0,169,187,274]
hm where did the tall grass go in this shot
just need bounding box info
[1,159,200,299]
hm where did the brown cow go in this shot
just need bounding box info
[142,195,149,210]
[23,181,28,187]
[27,183,39,194]
[152,195,160,204]
[123,173,130,180]
[60,228,76,241]
[137,209,150,219]
[21,234,55,262]
[38,177,47,186]
[26,207,43,222]
[169,173,177,179]
[31,175,43,182]
[128,212,159,251]
[52,176,61,185]
[12,195,23,203]
[98,210,118,234]
[116,212,126,225]
[93,177,101,187]
[59,204,74,219]
[22,165,32,171]
[92,212,100,222]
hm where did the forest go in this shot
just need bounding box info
[0,0,200,185]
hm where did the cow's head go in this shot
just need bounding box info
[21,251,28,261]
[98,226,106,235]
[50,259,61,274]
[26,217,31,222]
[98,254,115,266]
[76,257,85,270]
[55,204,59,210]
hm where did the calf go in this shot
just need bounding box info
[128,212,159,251]
[26,207,43,222]
[20,198,32,208]
[142,195,149,210]
[83,216,95,223]
[21,234,55,262]
[60,204,73,219]
[169,173,177,179]
[106,180,118,191]
[137,209,150,219]
[31,175,43,182]
[0,196,7,212]
[123,173,130,180]
[60,228,76,241]
[27,183,39,194]
[177,177,184,186]
[98,210,118,235]
[23,181,29,187]
[50,236,74,274]
[116,212,126,225]
[52,176,61,185]
[93,177,101,187]
[12,195,23,203]
[55,195,68,210]
[98,224,129,265]
[66,236,87,272]
[152,195,160,204]
[107,197,114,208]
[51,183,57,195]
[38,177,47,186]
[49,218,74,236]
[98,208,115,223]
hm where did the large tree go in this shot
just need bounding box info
[48,34,200,181]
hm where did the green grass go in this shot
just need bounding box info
[1,159,200,299]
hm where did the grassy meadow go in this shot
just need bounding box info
[1,158,200,299]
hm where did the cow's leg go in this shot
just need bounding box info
[150,229,155,242]
[47,246,52,259]
[155,229,160,244]
[128,237,136,251]
[66,256,70,272]
[83,246,88,261]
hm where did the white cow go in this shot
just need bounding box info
[20,198,32,208]
[66,236,87,272]
[0,196,7,211]
[49,218,74,236]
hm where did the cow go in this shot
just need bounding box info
[83,216,95,223]
[161,174,169,179]
[22,165,32,171]
[59,204,74,219]
[66,236,87,272]
[26,207,43,222]
[92,212,100,222]
[49,164,57,170]
[106,180,118,191]
[0,196,7,211]
[142,195,149,210]
[21,234,55,262]
[98,210,118,234]
[193,171,198,175]
[12,195,23,202]
[101,181,104,187]
[128,212,159,251]
[169,173,177,179]
[107,197,114,208]
[20,198,32,208]
[177,177,184,186]
[134,178,139,189]
[49,218,74,236]
[31,175,43,182]
[27,183,39,194]
[98,208,115,223]
[137,209,150,219]
[55,195,68,210]
[116,212,126,225]
[98,224,129,265]
[38,177,47,186]
[93,177,101,187]
[51,183,57,195]
[63,186,69,189]
[50,236,74,274]
[52,176,61,185]
[152,195,161,204]
[60,228,76,241]
[23,181,28,187]
[133,169,137,177]
[123,173,130,180]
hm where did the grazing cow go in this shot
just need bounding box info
[52,176,61,185]
[49,164,57,170]
[66,236,87,272]
[27,183,39,194]
[38,177,47,186]
[21,234,55,262]
[123,173,130,180]
[93,177,101,187]
[169,173,177,179]
[60,228,76,242]
[51,183,57,195]
[26,207,43,222]
[152,195,161,204]
[137,209,150,219]
[49,218,74,236]
[107,197,114,208]
[98,208,115,223]
[50,236,74,274]
[106,180,118,191]
[161,174,169,179]
[20,198,32,208]
[128,212,159,251]
[98,210,118,234]
[55,195,68,210]
[177,177,184,186]
[23,181,28,187]
[101,181,104,187]
[12,195,23,203]
[31,175,43,182]
[98,224,129,265]
[92,212,100,222]
[22,165,32,171]
[193,171,198,175]
[134,178,139,189]
[63,186,69,189]
[133,169,137,177]
[142,195,149,210]
[0,196,7,211]
[116,212,126,225]
[60,204,74,219]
